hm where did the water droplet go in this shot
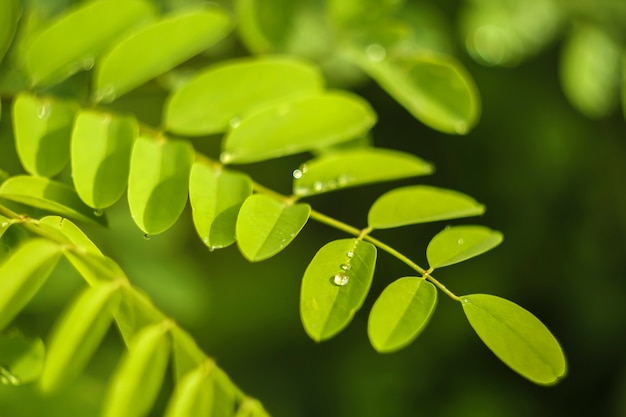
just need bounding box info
[93,209,104,217]
[82,57,95,70]
[346,250,354,258]
[96,84,116,103]
[366,44,386,63]
[202,237,209,244]
[331,273,349,286]
[313,181,323,192]
[229,117,241,128]
[220,152,234,164]
[37,102,51,120]
[143,233,151,240]
[337,175,350,186]
[1,222,8,228]
[457,238,464,245]
[208,246,216,252]
[293,169,303,179]
[300,164,309,174]
[0,366,21,386]
[340,263,351,271]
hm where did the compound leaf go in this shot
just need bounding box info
[0,0,20,66]
[0,238,62,331]
[40,281,121,392]
[24,0,155,86]
[165,57,323,136]
[427,225,503,269]
[94,5,232,103]
[13,93,78,177]
[368,185,485,229]
[0,332,45,386]
[221,92,376,164]
[301,239,377,341]
[293,147,433,196]
[368,277,437,353]
[236,194,310,262]
[461,294,567,385]
[127,136,194,235]
[189,161,252,250]
[71,110,138,209]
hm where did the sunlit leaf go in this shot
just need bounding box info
[113,287,166,348]
[12,93,78,177]
[0,0,20,65]
[24,0,155,86]
[236,194,310,262]
[38,216,102,255]
[71,110,138,209]
[164,363,214,417]
[127,136,194,235]
[0,215,12,239]
[189,162,252,250]
[94,5,232,103]
[235,398,271,417]
[368,277,437,353]
[0,331,45,386]
[462,294,567,385]
[427,225,503,269]
[64,251,126,287]
[221,92,377,164]
[171,326,207,382]
[368,185,485,229]
[301,239,377,341]
[0,239,62,331]
[0,176,107,225]
[293,147,433,196]
[164,57,323,135]
[40,282,121,392]
[103,322,172,417]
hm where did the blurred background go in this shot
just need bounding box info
[1,0,625,416]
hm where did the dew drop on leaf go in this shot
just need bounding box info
[313,181,323,192]
[82,57,95,70]
[331,273,349,286]
[346,251,354,258]
[143,233,151,240]
[0,366,21,386]
[37,102,51,120]
[1,222,9,228]
[93,209,104,217]
[366,44,386,63]
[340,263,351,271]
[293,169,303,179]
[457,238,464,245]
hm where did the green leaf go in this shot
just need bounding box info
[235,398,271,417]
[23,0,156,86]
[71,110,138,209]
[12,93,78,177]
[103,322,172,417]
[164,57,324,136]
[234,0,298,53]
[0,176,107,225]
[0,331,45,386]
[461,294,567,385]
[427,225,503,269]
[293,147,433,196]
[64,252,126,287]
[94,5,232,103]
[38,216,102,255]
[560,24,622,118]
[0,215,12,239]
[113,287,166,348]
[368,185,485,229]
[171,326,207,382]
[189,162,252,250]
[368,277,437,353]
[326,0,403,28]
[0,0,20,66]
[236,194,310,262]
[351,52,480,134]
[164,363,214,417]
[0,238,62,331]
[300,238,377,341]
[221,92,377,164]
[127,136,194,235]
[40,282,121,392]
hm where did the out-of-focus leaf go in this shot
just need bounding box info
[236,194,310,261]
[368,185,485,229]
[40,282,121,392]
[0,239,62,331]
[293,147,433,196]
[71,110,138,209]
[127,136,194,235]
[326,0,403,27]
[171,326,207,382]
[189,161,252,250]
[235,398,271,417]
[94,5,232,103]
[427,225,503,269]
[462,294,567,385]
[164,57,323,136]
[0,176,107,225]
[0,0,20,66]
[0,332,45,386]
[24,0,155,86]
[234,0,298,53]
[221,92,376,164]
[12,93,78,177]
[368,277,437,353]
[113,287,165,348]
[0,215,12,239]
[164,363,214,417]
[301,238,377,341]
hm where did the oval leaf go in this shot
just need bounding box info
[71,110,138,209]
[427,225,503,269]
[189,162,252,250]
[0,239,62,331]
[461,294,567,385]
[368,277,437,353]
[40,282,121,392]
[24,0,155,86]
[293,147,433,196]
[127,136,194,235]
[0,0,20,66]
[94,6,232,103]
[0,332,45,386]
[103,322,172,417]
[221,92,377,164]
[38,216,102,256]
[236,194,310,262]
[368,185,485,229]
[300,239,377,341]
[164,363,214,417]
[13,93,78,177]
[164,57,323,135]
[0,176,107,225]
